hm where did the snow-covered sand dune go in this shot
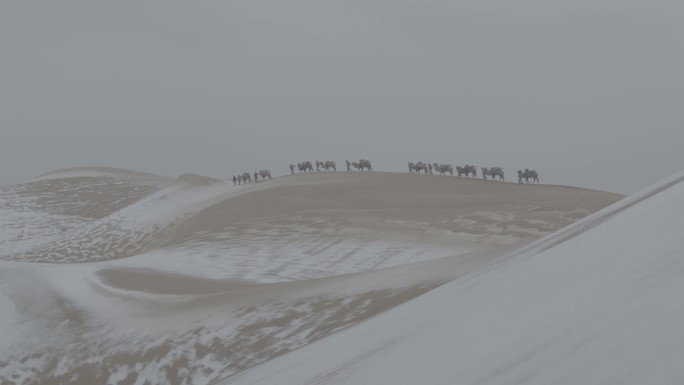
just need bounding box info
[0,168,172,257]
[0,168,623,385]
[227,171,684,385]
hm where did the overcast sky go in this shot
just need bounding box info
[1,0,683,194]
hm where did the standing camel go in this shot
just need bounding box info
[517,169,539,184]
[458,165,477,177]
[298,161,314,173]
[411,162,428,174]
[481,167,492,180]
[433,163,454,176]
[358,159,372,171]
[259,169,272,180]
[490,167,504,181]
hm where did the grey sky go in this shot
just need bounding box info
[1,0,683,194]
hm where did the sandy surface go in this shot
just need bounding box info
[225,171,684,385]
[0,168,623,385]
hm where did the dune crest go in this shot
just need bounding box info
[176,173,222,186]
[33,166,171,183]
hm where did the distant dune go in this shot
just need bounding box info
[32,166,173,183]
[0,167,624,385]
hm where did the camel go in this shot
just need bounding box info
[490,167,504,181]
[352,160,372,171]
[409,162,428,174]
[466,165,477,177]
[457,165,477,177]
[481,167,492,180]
[298,161,314,173]
[433,163,454,176]
[321,160,336,171]
[358,159,372,171]
[517,168,539,184]
[259,169,272,180]
[241,172,251,183]
[456,166,466,177]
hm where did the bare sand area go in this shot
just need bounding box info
[171,171,621,245]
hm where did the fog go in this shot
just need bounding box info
[2,0,683,193]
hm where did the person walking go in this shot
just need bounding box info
[346,160,351,171]
[290,164,295,175]
[232,175,237,185]
[254,171,259,183]
[237,175,242,185]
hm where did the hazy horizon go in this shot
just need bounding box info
[2,0,683,194]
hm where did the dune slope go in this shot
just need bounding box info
[227,171,684,385]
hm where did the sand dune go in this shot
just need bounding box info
[226,172,684,385]
[0,168,172,258]
[0,168,623,385]
[32,166,173,183]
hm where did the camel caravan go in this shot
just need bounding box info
[232,169,273,185]
[289,160,337,174]
[232,157,539,186]
[408,163,539,184]
[286,159,373,174]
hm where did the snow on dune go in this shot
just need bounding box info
[227,171,684,385]
[0,169,625,384]
[0,169,171,257]
[2,170,297,263]
[110,172,619,282]
[4,182,239,262]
